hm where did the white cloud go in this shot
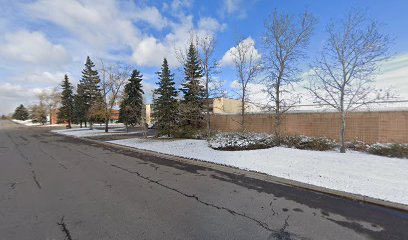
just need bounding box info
[23,71,67,85]
[0,82,47,114]
[300,53,408,101]
[133,6,169,30]
[220,37,261,67]
[24,0,226,68]
[132,15,226,67]
[24,0,141,55]
[0,0,229,113]
[0,70,73,114]
[163,0,193,13]
[224,0,239,14]
[132,37,168,67]
[220,0,247,19]
[375,54,408,99]
[198,17,227,32]
[0,30,71,68]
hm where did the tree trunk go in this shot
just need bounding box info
[241,90,245,131]
[105,119,109,133]
[206,72,210,137]
[80,121,82,128]
[274,85,281,145]
[340,111,346,153]
[274,113,281,146]
[206,100,211,137]
[67,120,72,129]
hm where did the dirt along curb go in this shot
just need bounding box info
[55,132,408,212]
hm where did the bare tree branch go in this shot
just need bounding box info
[306,10,392,152]
[261,9,316,143]
[231,36,262,130]
[98,59,132,132]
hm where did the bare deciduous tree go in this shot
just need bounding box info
[197,33,224,136]
[306,11,392,153]
[30,103,48,124]
[99,60,131,132]
[38,88,61,124]
[262,10,316,143]
[231,37,262,130]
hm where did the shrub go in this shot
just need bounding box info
[172,125,198,139]
[345,140,370,151]
[367,143,408,158]
[208,132,276,151]
[282,135,336,151]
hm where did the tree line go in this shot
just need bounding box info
[57,40,209,137]
[13,9,392,153]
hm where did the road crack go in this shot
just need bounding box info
[31,170,42,189]
[270,200,277,216]
[110,163,275,233]
[57,216,73,240]
[9,181,25,190]
[269,215,292,240]
[7,132,42,189]
[38,147,68,170]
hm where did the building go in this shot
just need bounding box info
[145,104,153,125]
[210,98,241,114]
[110,109,119,122]
[144,98,242,125]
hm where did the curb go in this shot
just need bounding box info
[55,132,408,212]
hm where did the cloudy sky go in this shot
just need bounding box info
[1,0,407,115]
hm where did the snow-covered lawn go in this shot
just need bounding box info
[12,119,41,126]
[51,128,113,137]
[108,138,408,205]
[38,123,66,127]
[51,128,144,137]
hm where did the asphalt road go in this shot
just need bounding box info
[0,120,407,240]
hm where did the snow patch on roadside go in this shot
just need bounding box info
[107,137,408,205]
[51,128,146,137]
[12,119,41,126]
[51,128,116,137]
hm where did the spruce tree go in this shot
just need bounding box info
[153,58,179,136]
[58,74,74,128]
[180,42,205,132]
[74,84,87,127]
[119,69,144,129]
[12,104,29,120]
[78,56,102,128]
[30,103,47,124]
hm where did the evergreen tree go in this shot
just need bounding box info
[12,104,29,120]
[73,84,87,127]
[153,58,179,136]
[78,56,102,128]
[30,104,47,124]
[119,69,144,129]
[180,42,205,132]
[58,74,74,128]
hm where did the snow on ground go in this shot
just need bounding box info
[108,138,408,205]
[38,124,66,127]
[52,128,145,137]
[52,128,118,137]
[12,119,41,126]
